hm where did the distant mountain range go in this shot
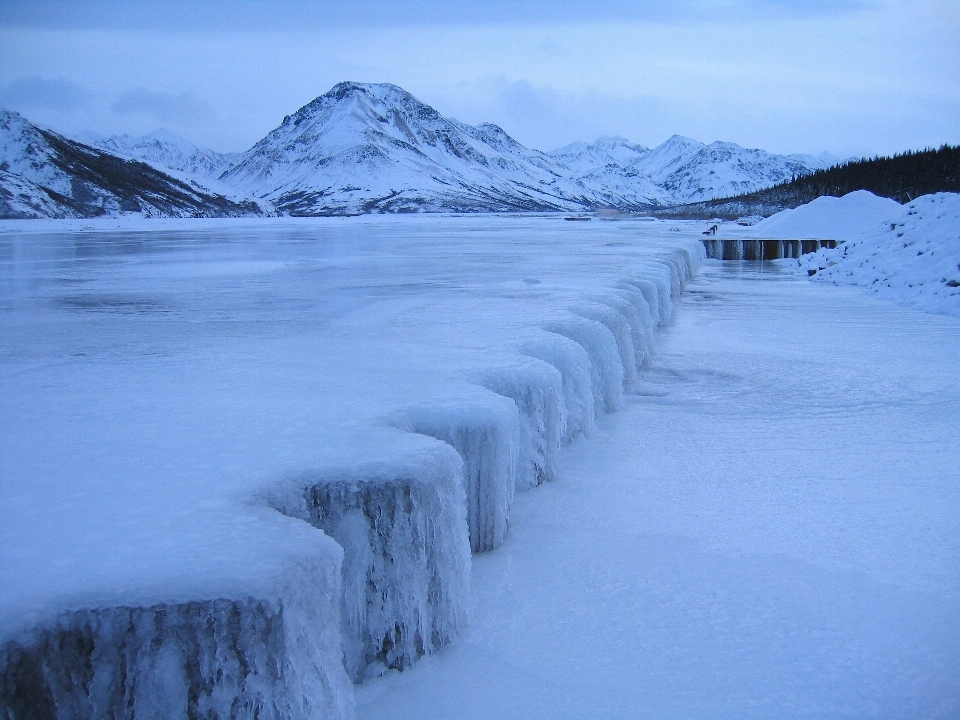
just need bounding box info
[2,81,840,219]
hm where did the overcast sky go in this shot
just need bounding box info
[1,0,957,157]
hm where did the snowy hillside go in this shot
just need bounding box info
[553,134,832,206]
[220,82,595,215]
[93,128,236,179]
[796,192,960,316]
[2,82,842,218]
[0,110,263,219]
[657,141,830,203]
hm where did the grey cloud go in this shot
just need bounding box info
[0,0,882,30]
[445,77,625,151]
[0,77,91,113]
[111,89,215,125]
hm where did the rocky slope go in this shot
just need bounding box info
[0,111,263,219]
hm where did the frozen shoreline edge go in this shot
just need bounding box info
[0,241,703,718]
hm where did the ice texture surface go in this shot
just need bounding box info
[0,214,701,716]
[355,260,960,720]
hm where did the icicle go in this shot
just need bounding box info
[571,303,638,390]
[277,441,472,682]
[543,316,624,414]
[0,556,352,720]
[589,292,651,372]
[519,334,596,443]
[477,357,567,491]
[393,398,519,554]
[610,285,657,366]
[631,264,674,325]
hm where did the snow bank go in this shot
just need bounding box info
[750,190,902,241]
[800,193,960,317]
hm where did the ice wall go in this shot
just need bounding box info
[0,555,351,720]
[271,440,472,682]
[543,315,625,414]
[477,357,567,491]
[519,333,596,443]
[392,397,519,554]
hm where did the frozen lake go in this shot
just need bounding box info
[357,262,960,719]
[2,216,957,717]
[1,216,700,713]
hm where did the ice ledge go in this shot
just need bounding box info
[0,559,351,720]
[0,240,704,718]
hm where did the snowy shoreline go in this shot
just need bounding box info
[4,189,957,715]
[0,217,702,716]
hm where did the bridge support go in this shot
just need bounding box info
[703,238,837,261]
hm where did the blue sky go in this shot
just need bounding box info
[0,0,956,157]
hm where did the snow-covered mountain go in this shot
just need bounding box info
[220,81,596,214]
[92,129,236,180]
[1,82,841,218]
[552,134,833,205]
[550,136,651,174]
[655,140,832,203]
[0,110,262,219]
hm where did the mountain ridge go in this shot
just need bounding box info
[3,81,838,218]
[0,110,264,219]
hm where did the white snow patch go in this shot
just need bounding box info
[799,192,960,317]
[749,190,902,241]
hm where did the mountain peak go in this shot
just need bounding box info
[282,81,428,128]
[662,134,703,149]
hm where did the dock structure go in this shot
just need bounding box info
[702,238,838,261]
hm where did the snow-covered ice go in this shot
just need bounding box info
[7,196,955,716]
[355,261,960,719]
[0,214,700,715]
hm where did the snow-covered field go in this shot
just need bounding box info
[357,261,960,719]
[0,215,700,715]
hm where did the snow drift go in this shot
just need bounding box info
[748,190,902,242]
[799,192,960,317]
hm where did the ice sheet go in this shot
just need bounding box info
[355,260,960,720]
[0,214,702,714]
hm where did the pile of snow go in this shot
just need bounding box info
[749,190,902,241]
[801,193,960,317]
